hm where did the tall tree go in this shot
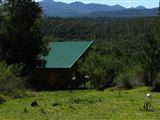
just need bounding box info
[142,18,160,88]
[140,2,160,88]
[0,0,4,59]
[0,0,48,74]
[159,1,160,16]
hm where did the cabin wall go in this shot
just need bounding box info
[48,70,56,88]
[36,67,77,89]
[35,59,88,90]
[51,69,72,89]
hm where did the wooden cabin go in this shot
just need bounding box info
[36,41,93,89]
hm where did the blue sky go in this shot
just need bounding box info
[36,0,159,8]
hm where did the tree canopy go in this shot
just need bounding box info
[0,0,48,74]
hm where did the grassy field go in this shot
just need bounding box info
[1,87,160,120]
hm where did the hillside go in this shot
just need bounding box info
[39,0,158,17]
[88,8,158,17]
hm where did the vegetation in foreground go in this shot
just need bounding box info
[0,87,160,120]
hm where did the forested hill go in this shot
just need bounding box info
[39,0,158,18]
[87,8,158,17]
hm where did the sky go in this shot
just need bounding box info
[36,0,159,8]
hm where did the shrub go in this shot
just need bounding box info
[79,50,121,90]
[0,94,7,104]
[0,62,26,97]
[115,65,144,89]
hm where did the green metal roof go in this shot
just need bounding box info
[43,41,93,68]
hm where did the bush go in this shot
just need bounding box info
[114,65,144,89]
[0,94,7,104]
[115,72,132,89]
[79,50,121,90]
[0,62,26,97]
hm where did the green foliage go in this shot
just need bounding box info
[43,17,157,44]
[0,0,49,75]
[142,93,154,112]
[79,44,121,89]
[0,62,25,97]
[0,94,7,104]
[44,17,159,90]
[1,1,159,91]
[79,51,103,89]
[158,2,160,16]
[115,65,144,89]
[0,1,4,57]
[141,20,160,88]
[143,101,154,112]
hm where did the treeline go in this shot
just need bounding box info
[44,17,156,41]
[44,16,160,91]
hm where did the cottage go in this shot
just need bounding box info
[37,41,93,89]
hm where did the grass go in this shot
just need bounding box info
[1,87,160,120]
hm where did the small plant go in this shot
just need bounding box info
[143,102,153,111]
[52,101,61,107]
[142,93,154,112]
[40,108,46,114]
[116,85,123,97]
[31,100,39,107]
[24,107,28,113]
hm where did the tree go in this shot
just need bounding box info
[0,0,48,75]
[0,0,4,59]
[158,2,160,16]
[142,21,160,88]
[79,51,107,90]
[79,44,121,90]
[0,0,4,31]
[140,2,160,88]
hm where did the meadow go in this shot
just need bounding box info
[1,87,160,120]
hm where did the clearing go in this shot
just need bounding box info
[0,87,160,120]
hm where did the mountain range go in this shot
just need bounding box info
[39,0,158,17]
